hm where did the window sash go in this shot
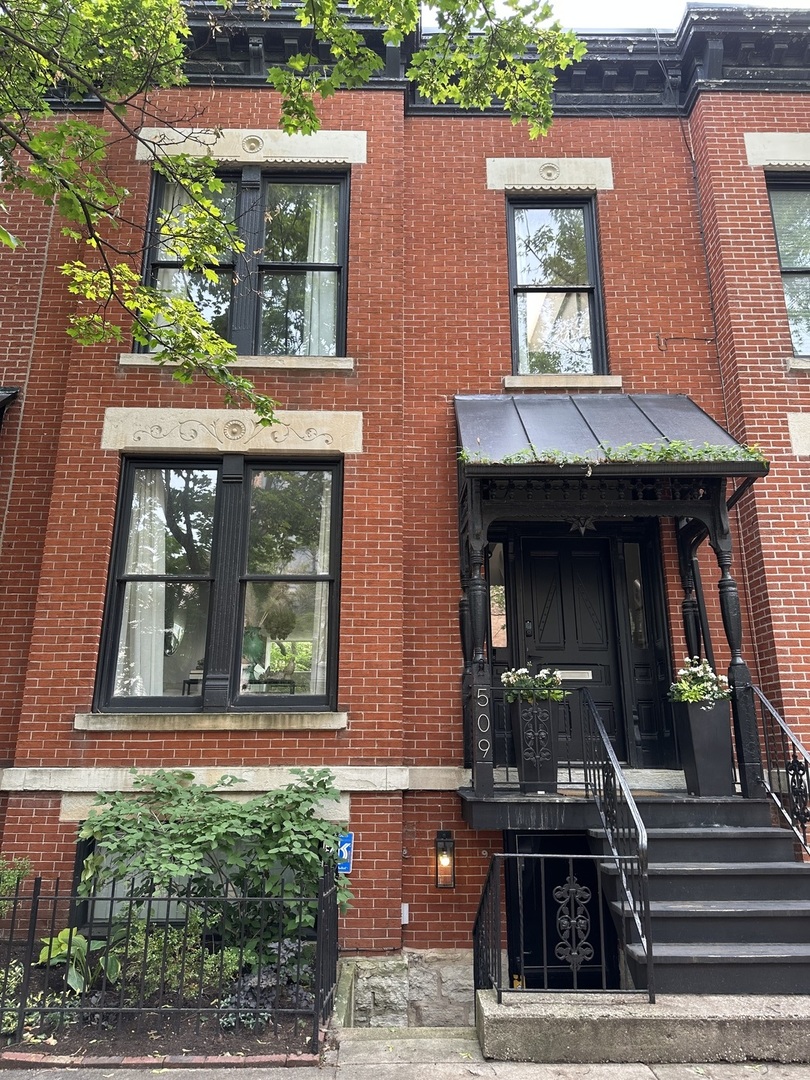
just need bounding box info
[769,182,810,358]
[507,199,603,375]
[147,173,347,357]
[98,459,341,711]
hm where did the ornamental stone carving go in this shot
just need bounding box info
[101,408,364,453]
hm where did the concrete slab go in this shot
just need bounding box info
[476,992,810,1064]
[653,1068,810,1079]
[338,1027,484,1064]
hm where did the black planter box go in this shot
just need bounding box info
[508,697,559,794]
[673,700,735,797]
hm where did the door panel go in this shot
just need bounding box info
[521,538,624,760]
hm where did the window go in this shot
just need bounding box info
[507,199,604,374]
[768,180,810,357]
[149,170,348,356]
[97,457,342,711]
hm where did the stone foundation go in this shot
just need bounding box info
[336,949,475,1028]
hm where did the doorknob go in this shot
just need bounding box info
[524,620,533,637]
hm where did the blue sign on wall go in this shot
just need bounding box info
[337,832,354,874]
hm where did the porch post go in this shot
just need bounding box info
[708,490,763,798]
[467,543,494,796]
[676,519,704,660]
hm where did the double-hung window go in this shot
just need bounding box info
[149,170,348,356]
[507,199,604,374]
[97,457,342,711]
[768,180,810,357]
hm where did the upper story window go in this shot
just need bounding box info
[768,180,810,357]
[507,199,604,375]
[149,170,349,356]
[96,456,342,712]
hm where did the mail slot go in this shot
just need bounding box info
[558,670,593,681]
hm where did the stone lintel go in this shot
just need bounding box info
[101,408,363,454]
[487,158,614,192]
[0,765,470,795]
[135,128,367,165]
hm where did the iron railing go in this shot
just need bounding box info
[753,684,810,856]
[0,870,338,1046]
[581,688,654,1003]
[473,852,633,999]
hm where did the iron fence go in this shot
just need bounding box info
[473,852,634,999]
[753,684,810,856]
[0,870,338,1047]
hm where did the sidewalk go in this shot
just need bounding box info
[1,1028,809,1079]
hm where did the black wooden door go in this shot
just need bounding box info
[519,537,624,761]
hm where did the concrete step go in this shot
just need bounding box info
[626,942,810,994]
[475,989,810,1063]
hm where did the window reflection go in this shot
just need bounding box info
[624,543,647,649]
[488,543,508,650]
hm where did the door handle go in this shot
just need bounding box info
[524,620,533,637]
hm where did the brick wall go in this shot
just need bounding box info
[0,80,807,947]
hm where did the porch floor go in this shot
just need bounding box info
[495,767,690,796]
[459,769,714,830]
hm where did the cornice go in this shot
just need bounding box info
[180,3,810,116]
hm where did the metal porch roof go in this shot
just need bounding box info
[454,394,765,476]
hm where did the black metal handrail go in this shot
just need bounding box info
[580,688,654,1003]
[752,684,810,856]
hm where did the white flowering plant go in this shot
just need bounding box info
[501,666,567,703]
[667,656,731,708]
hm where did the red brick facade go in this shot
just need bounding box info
[0,6,809,955]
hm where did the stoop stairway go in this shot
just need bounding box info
[594,796,810,994]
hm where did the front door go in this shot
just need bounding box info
[510,523,675,768]
[519,534,624,760]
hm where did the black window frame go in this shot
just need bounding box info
[767,176,810,359]
[506,196,606,375]
[95,455,343,713]
[146,169,350,357]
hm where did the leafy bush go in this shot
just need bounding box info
[38,927,122,994]
[0,857,29,917]
[120,911,242,1001]
[78,768,351,960]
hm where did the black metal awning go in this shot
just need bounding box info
[454,393,767,479]
[0,388,19,432]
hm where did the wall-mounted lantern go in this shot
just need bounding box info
[435,830,456,889]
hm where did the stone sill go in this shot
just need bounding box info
[74,712,348,732]
[786,356,810,372]
[119,353,355,372]
[503,374,623,390]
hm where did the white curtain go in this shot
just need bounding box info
[114,470,166,696]
[309,473,332,694]
[302,186,338,356]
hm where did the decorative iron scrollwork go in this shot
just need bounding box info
[787,752,810,840]
[518,699,553,767]
[554,874,595,973]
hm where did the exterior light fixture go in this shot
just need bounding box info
[435,830,456,889]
